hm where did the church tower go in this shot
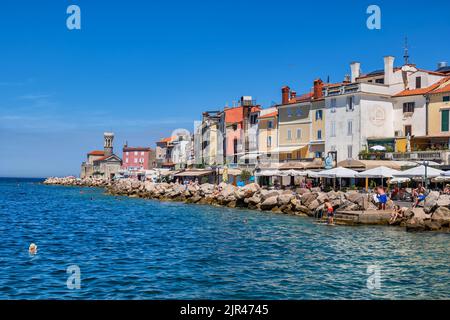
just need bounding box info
[104,132,114,157]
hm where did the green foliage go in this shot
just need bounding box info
[240,170,252,182]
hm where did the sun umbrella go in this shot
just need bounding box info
[393,165,444,178]
[316,167,358,178]
[370,145,386,151]
[356,166,402,178]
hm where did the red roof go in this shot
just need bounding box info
[88,150,105,156]
[429,77,450,94]
[160,136,176,143]
[295,92,313,102]
[224,105,261,124]
[394,77,449,97]
[123,146,152,152]
[259,111,278,119]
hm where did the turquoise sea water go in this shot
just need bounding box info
[0,178,449,299]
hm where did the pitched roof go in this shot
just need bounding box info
[160,136,176,143]
[224,105,261,124]
[394,78,449,97]
[258,111,278,119]
[429,77,450,94]
[88,150,105,156]
[93,154,121,162]
[123,146,152,152]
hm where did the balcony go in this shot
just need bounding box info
[385,150,449,163]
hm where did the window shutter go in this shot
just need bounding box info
[442,110,449,132]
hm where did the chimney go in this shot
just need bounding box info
[313,79,323,100]
[350,62,361,82]
[281,86,290,104]
[290,90,297,100]
[384,56,395,85]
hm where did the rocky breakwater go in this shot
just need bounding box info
[400,191,450,232]
[106,179,380,217]
[43,177,450,232]
[43,177,110,188]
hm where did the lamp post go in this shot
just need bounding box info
[424,160,429,191]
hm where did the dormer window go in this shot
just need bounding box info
[416,76,422,89]
[287,108,292,117]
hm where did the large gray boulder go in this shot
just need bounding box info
[260,196,278,210]
[431,207,450,226]
[301,192,318,207]
[424,191,440,213]
[437,195,450,207]
[278,194,294,206]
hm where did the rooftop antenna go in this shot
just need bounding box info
[403,36,410,65]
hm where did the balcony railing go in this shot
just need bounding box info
[385,150,448,162]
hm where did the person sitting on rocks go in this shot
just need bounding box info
[444,184,450,195]
[413,192,426,208]
[412,183,426,203]
[376,187,388,210]
[390,205,407,224]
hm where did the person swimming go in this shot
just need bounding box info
[29,243,38,255]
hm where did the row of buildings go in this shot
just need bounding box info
[81,54,450,180]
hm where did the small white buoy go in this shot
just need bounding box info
[29,243,38,255]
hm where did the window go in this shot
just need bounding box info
[375,78,384,84]
[287,108,292,117]
[405,125,412,137]
[442,110,449,132]
[134,151,138,156]
[347,96,354,111]
[134,158,138,163]
[126,152,129,156]
[330,98,337,112]
[347,145,353,159]
[444,96,450,102]
[286,153,292,160]
[126,158,129,163]
[287,129,292,140]
[296,128,301,139]
[267,136,272,147]
[315,110,323,120]
[416,76,422,89]
[403,102,415,113]
[250,114,258,125]
[296,108,302,117]
[141,151,144,156]
[317,130,322,140]
[268,120,274,129]
[330,121,336,137]
[347,120,353,136]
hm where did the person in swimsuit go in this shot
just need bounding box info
[390,205,407,224]
[377,187,388,210]
[413,192,426,208]
[325,201,334,225]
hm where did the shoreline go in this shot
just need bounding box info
[43,177,450,233]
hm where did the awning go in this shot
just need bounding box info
[279,162,307,170]
[174,170,214,177]
[272,145,307,153]
[255,170,286,177]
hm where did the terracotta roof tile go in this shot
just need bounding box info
[88,150,105,156]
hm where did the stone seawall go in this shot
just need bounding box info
[43,177,450,232]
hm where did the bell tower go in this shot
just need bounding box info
[104,132,114,157]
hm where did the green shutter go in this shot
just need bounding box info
[442,110,449,132]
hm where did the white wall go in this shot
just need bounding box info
[393,95,427,137]
[325,95,361,162]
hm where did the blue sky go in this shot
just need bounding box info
[1,0,449,177]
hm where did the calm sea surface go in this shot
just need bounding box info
[0,178,449,299]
